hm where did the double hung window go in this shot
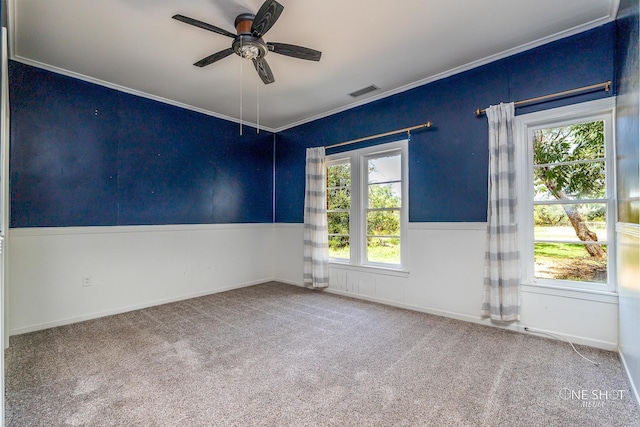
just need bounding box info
[515,98,616,292]
[327,140,408,270]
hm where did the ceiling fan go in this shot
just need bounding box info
[173,0,322,84]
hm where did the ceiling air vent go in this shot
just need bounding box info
[349,85,379,98]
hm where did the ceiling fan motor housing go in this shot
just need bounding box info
[234,13,255,34]
[233,13,267,60]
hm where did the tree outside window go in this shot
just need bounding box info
[532,120,608,283]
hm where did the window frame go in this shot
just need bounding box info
[514,97,617,294]
[326,139,409,272]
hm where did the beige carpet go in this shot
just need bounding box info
[5,281,640,426]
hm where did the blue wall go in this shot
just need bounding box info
[616,0,640,224]
[9,62,274,227]
[275,24,616,223]
[9,23,618,227]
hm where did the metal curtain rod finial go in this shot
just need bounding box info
[474,81,612,116]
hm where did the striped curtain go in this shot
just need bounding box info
[303,147,329,288]
[481,103,520,321]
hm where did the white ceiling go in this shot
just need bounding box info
[8,0,619,132]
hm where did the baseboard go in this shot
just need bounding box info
[318,287,617,351]
[275,278,307,288]
[324,287,486,322]
[14,276,618,352]
[619,350,640,411]
[517,325,618,352]
[9,278,273,337]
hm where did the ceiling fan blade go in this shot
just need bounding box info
[268,42,322,61]
[251,0,284,38]
[172,14,236,39]
[194,48,235,67]
[253,57,275,84]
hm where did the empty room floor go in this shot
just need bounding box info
[5,282,640,426]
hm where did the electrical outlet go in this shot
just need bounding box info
[82,275,92,287]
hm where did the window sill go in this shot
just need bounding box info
[328,261,410,278]
[521,282,618,304]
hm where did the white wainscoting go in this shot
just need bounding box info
[7,223,275,336]
[274,222,619,350]
[9,222,620,351]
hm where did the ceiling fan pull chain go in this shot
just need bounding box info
[257,82,260,134]
[240,39,243,136]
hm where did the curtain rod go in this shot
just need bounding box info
[325,121,433,149]
[474,81,612,116]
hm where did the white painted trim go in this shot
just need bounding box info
[515,97,618,293]
[6,0,16,59]
[273,223,304,229]
[8,55,278,133]
[408,222,486,231]
[610,0,622,20]
[8,278,275,337]
[620,349,640,410]
[6,0,616,134]
[5,0,275,136]
[274,15,618,133]
[327,140,409,270]
[1,27,8,427]
[9,222,273,237]
[521,284,618,304]
[329,262,410,278]
[276,222,487,231]
[617,222,640,238]
[518,325,618,352]
[275,278,305,288]
[514,97,616,128]
[321,286,617,351]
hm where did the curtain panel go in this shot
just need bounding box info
[481,102,520,321]
[303,147,329,288]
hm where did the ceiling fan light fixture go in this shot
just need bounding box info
[232,36,268,60]
[240,45,260,60]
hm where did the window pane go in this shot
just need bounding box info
[327,162,350,262]
[534,242,607,283]
[533,204,607,242]
[329,236,350,260]
[367,237,400,264]
[328,212,349,235]
[533,161,605,200]
[368,154,401,183]
[328,188,351,210]
[533,121,604,165]
[368,183,401,208]
[327,163,351,187]
[367,210,400,236]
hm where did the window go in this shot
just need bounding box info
[515,98,616,292]
[327,140,408,270]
